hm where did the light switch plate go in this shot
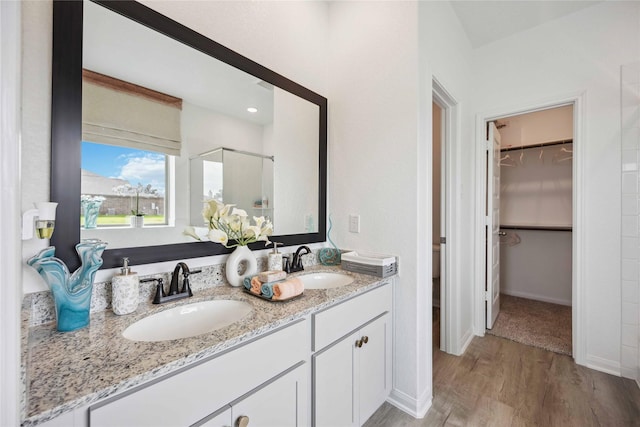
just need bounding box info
[349,214,360,233]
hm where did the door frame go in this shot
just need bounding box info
[473,92,585,364]
[432,78,457,354]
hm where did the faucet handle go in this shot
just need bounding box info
[141,277,165,304]
[181,276,193,297]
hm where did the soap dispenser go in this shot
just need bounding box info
[111,257,139,315]
[268,242,284,271]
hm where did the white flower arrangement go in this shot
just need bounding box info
[112,183,159,216]
[184,200,273,248]
[81,195,106,203]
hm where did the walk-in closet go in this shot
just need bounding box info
[488,105,573,355]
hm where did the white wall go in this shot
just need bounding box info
[327,0,473,416]
[499,140,573,306]
[620,62,640,381]
[419,1,475,360]
[183,102,266,225]
[500,230,573,306]
[327,1,424,415]
[21,1,53,293]
[500,144,573,227]
[471,1,640,374]
[498,105,573,149]
[2,1,23,424]
[140,1,328,97]
[273,88,319,234]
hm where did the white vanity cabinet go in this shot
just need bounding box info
[198,363,307,427]
[88,319,308,427]
[30,279,395,427]
[312,282,393,427]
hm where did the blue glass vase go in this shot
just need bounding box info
[28,239,108,332]
[81,199,103,229]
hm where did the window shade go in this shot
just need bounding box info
[82,70,182,156]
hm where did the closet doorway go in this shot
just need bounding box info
[486,105,574,356]
[432,100,445,351]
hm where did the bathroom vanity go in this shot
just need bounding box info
[22,267,393,427]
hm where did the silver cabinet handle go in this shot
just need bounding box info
[498,231,507,237]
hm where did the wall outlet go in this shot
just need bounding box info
[349,214,360,233]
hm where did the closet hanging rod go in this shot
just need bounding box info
[500,224,572,232]
[500,139,573,153]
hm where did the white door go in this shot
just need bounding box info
[313,332,357,427]
[231,365,305,427]
[486,122,501,329]
[357,314,391,425]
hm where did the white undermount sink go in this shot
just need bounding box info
[122,300,252,342]
[298,272,354,289]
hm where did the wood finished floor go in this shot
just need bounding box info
[364,310,640,427]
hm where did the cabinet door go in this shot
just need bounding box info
[357,314,391,425]
[197,407,232,427]
[231,364,306,427]
[313,331,357,427]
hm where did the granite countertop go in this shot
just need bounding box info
[23,265,391,426]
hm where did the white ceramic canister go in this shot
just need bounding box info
[111,257,139,315]
[267,242,284,271]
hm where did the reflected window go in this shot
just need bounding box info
[81,141,168,227]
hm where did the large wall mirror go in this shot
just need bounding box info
[51,0,327,270]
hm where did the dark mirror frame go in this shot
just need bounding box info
[51,0,327,271]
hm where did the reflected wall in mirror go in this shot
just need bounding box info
[190,148,275,230]
[51,0,327,270]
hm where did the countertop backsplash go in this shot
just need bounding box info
[23,251,319,327]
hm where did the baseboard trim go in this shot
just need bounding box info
[501,290,571,307]
[584,354,621,377]
[621,366,637,380]
[456,328,474,356]
[387,387,432,419]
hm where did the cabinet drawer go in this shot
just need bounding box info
[90,319,308,427]
[312,281,391,351]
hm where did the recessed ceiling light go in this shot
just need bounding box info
[247,107,258,113]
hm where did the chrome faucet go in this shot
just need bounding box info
[289,246,311,273]
[147,262,201,304]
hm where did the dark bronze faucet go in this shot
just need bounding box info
[144,262,201,304]
[289,246,311,273]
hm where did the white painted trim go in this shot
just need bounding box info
[571,93,586,368]
[585,355,621,377]
[473,91,586,366]
[474,112,488,337]
[501,290,572,307]
[432,76,462,355]
[387,387,432,419]
[458,327,474,355]
[0,1,23,425]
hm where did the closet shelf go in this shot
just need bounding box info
[500,139,572,153]
[500,224,572,232]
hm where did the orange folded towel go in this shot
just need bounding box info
[272,277,304,300]
[250,276,262,295]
